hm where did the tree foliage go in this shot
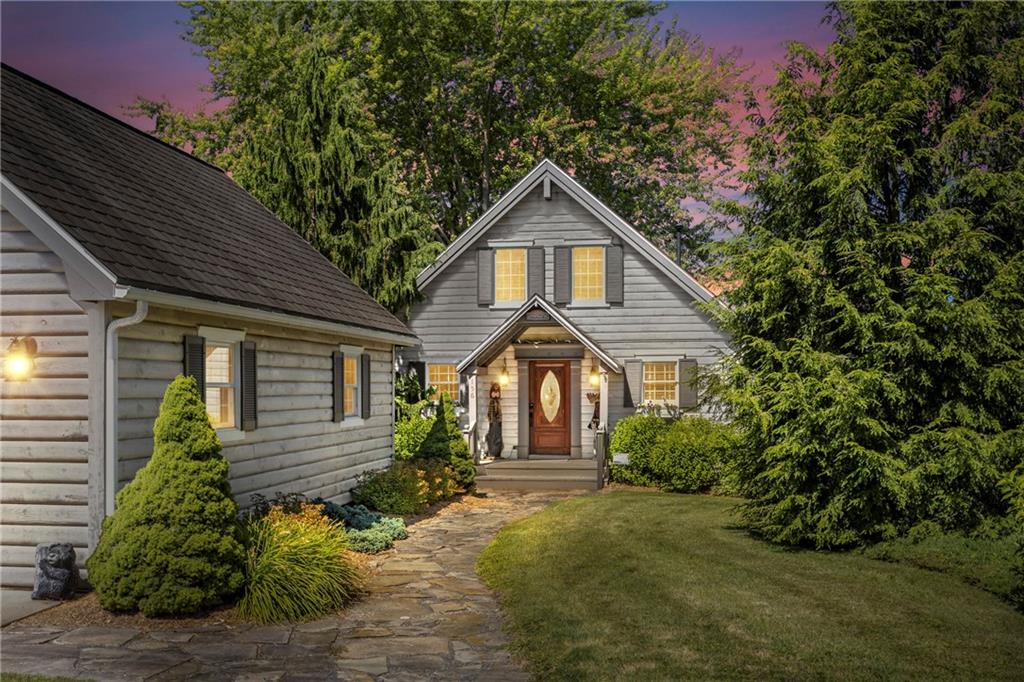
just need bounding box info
[714,2,1024,548]
[86,376,245,615]
[136,0,742,310]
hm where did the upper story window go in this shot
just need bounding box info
[572,246,605,303]
[494,248,527,303]
[428,363,459,401]
[643,361,677,406]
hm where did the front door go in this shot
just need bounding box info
[529,361,570,455]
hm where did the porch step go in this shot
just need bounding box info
[475,458,599,491]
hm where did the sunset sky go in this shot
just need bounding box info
[1,1,835,129]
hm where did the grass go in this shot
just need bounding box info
[860,521,1021,605]
[0,675,81,682]
[477,492,1024,681]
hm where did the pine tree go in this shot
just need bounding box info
[714,2,1024,547]
[86,376,245,615]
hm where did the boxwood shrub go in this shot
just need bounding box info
[649,416,742,493]
[608,415,670,486]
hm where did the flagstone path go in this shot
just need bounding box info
[0,491,574,681]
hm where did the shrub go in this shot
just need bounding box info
[245,492,308,520]
[418,394,475,489]
[395,406,433,461]
[648,417,741,493]
[86,376,245,616]
[315,501,381,529]
[608,415,670,486]
[352,462,427,514]
[344,518,409,554]
[418,459,459,504]
[239,503,360,623]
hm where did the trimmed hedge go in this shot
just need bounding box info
[609,414,741,494]
[86,376,245,616]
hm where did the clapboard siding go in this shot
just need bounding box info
[0,209,92,588]
[114,304,395,508]
[406,182,730,441]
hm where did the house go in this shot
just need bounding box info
[400,160,730,488]
[0,65,416,589]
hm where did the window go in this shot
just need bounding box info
[572,246,605,302]
[343,355,359,417]
[643,362,677,405]
[494,248,527,303]
[428,364,459,401]
[205,342,238,429]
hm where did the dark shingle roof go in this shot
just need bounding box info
[1,64,414,339]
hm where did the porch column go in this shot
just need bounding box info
[599,367,610,431]
[570,359,582,458]
[466,368,479,462]
[517,360,529,459]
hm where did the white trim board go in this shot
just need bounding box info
[415,159,718,305]
[457,295,622,374]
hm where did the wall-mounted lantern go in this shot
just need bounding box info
[498,359,510,387]
[589,359,601,387]
[5,336,37,381]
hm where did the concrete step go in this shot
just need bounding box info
[475,475,599,491]
[482,459,598,469]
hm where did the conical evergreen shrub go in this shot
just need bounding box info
[86,375,245,615]
[419,394,475,489]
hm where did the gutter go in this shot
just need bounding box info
[104,300,148,516]
[126,287,419,348]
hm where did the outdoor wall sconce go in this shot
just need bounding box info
[589,360,601,387]
[5,336,37,381]
[498,359,510,387]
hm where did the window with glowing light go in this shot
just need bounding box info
[643,362,677,406]
[494,248,527,303]
[572,246,605,302]
[205,343,238,429]
[428,364,459,401]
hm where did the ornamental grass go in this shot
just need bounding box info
[238,503,361,623]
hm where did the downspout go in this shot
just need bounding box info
[104,300,148,516]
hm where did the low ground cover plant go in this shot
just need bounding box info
[315,500,410,553]
[239,502,360,623]
[86,376,245,616]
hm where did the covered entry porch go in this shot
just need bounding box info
[457,297,618,487]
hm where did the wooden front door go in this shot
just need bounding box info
[529,361,570,455]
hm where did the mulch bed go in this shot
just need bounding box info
[12,550,378,633]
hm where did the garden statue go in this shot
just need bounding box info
[32,543,79,600]
[486,381,503,457]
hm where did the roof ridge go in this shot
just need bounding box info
[1,62,227,175]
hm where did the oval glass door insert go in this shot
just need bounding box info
[540,370,561,422]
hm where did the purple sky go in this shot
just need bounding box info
[1,1,834,129]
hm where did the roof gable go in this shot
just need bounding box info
[0,64,414,340]
[416,159,716,304]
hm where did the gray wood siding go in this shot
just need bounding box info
[0,209,92,588]
[113,304,395,509]
[406,181,730,435]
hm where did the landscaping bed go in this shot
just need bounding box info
[478,492,1024,681]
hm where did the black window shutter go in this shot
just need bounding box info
[678,358,698,409]
[624,360,642,408]
[183,335,206,395]
[458,372,469,406]
[240,340,258,431]
[554,246,571,304]
[332,351,344,422]
[477,248,494,305]
[360,353,372,418]
[606,245,624,305]
[528,246,545,299]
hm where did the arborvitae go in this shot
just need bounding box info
[714,2,1024,548]
[86,376,245,615]
[419,394,476,490]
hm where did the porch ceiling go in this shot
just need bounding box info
[456,295,621,373]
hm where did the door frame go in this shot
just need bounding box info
[528,360,572,456]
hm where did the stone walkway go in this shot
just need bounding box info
[0,491,572,681]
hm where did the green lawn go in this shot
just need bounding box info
[477,492,1024,681]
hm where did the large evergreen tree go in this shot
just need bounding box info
[715,2,1024,548]
[138,1,741,293]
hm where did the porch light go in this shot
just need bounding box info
[499,359,510,387]
[589,360,601,387]
[4,336,37,381]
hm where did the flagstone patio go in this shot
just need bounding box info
[0,491,575,681]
